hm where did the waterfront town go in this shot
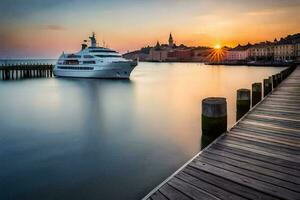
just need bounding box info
[124,33,300,64]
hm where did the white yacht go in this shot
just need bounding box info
[54,33,137,79]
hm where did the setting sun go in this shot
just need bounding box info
[214,44,221,49]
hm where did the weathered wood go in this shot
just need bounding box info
[183,167,279,200]
[145,66,300,200]
[149,191,168,200]
[176,172,247,200]
[159,183,191,200]
[236,89,250,121]
[200,151,300,185]
[252,82,262,106]
[168,177,218,200]
[189,160,300,200]
[205,147,300,177]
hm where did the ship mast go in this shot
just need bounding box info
[89,32,97,48]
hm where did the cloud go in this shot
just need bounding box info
[246,9,287,16]
[41,25,67,31]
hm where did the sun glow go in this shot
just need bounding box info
[207,47,226,63]
[214,44,221,49]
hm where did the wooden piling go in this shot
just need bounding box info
[272,74,278,88]
[277,73,282,84]
[201,97,227,149]
[263,79,271,97]
[252,82,262,107]
[268,76,273,90]
[236,89,250,121]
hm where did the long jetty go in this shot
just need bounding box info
[0,64,54,80]
[144,66,300,200]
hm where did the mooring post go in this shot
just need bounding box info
[268,76,273,90]
[277,73,282,84]
[252,82,262,107]
[201,97,227,149]
[280,71,285,80]
[263,79,271,97]
[236,89,250,121]
[272,74,277,88]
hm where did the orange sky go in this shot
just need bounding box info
[0,0,300,58]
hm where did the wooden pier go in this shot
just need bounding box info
[144,66,300,200]
[0,64,53,80]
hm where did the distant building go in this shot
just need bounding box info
[296,43,300,61]
[191,47,212,62]
[168,33,174,48]
[124,32,300,63]
[274,43,294,62]
[167,48,193,62]
[249,42,274,61]
[273,34,300,62]
[123,50,148,61]
[226,44,252,61]
[148,41,169,61]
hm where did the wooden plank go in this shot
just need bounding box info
[206,147,300,177]
[214,143,300,170]
[225,134,300,153]
[230,128,300,147]
[194,156,300,192]
[217,140,300,163]
[168,177,218,200]
[159,183,191,200]
[251,110,300,121]
[240,120,300,134]
[183,167,278,200]
[175,172,247,200]
[229,131,300,149]
[250,113,300,122]
[235,123,300,139]
[201,151,300,184]
[150,191,168,200]
[245,116,300,130]
[189,160,300,200]
[220,136,300,158]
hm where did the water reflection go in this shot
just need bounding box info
[0,63,284,199]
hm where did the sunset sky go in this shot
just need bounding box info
[1,0,300,58]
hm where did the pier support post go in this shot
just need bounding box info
[269,76,273,90]
[201,97,227,149]
[252,82,262,107]
[263,79,271,97]
[281,71,285,80]
[272,75,278,88]
[236,89,250,121]
[277,73,282,84]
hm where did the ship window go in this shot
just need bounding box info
[84,55,94,58]
[67,54,81,58]
[95,55,122,58]
[63,60,79,65]
[58,66,94,70]
[83,61,96,64]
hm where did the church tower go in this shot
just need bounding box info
[168,33,174,47]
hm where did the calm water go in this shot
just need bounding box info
[0,62,284,199]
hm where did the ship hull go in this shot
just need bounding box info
[54,61,137,79]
